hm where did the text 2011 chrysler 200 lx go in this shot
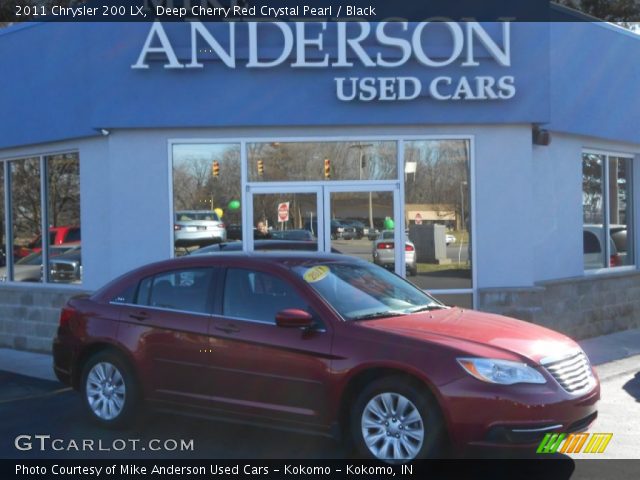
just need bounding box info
[53,253,599,461]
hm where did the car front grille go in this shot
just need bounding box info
[542,351,595,394]
[51,262,79,282]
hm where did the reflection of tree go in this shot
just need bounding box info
[48,154,81,227]
[7,154,81,246]
[173,145,242,225]
[11,158,41,242]
[248,141,397,182]
[404,140,470,227]
[582,154,604,224]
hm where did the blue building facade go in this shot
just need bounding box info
[0,20,639,351]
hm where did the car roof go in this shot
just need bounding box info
[94,251,355,300]
[160,252,352,274]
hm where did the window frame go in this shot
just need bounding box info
[0,150,82,287]
[168,135,477,307]
[582,148,635,275]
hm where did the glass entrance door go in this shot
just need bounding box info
[247,185,402,273]
[246,186,324,252]
[326,188,402,274]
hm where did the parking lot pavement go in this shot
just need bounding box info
[573,355,640,459]
[1,356,638,460]
[0,370,341,459]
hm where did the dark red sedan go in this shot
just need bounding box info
[53,253,599,461]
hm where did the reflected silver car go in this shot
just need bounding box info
[174,210,226,247]
[372,230,417,276]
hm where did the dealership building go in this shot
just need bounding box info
[0,17,639,352]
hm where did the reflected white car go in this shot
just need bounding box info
[174,210,227,247]
[372,230,417,276]
[446,234,456,245]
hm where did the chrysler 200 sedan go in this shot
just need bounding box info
[53,253,599,461]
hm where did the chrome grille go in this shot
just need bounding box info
[542,351,594,394]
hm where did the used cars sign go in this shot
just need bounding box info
[132,21,515,102]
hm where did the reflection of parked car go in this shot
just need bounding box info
[226,224,242,241]
[49,247,82,284]
[341,220,366,239]
[446,234,456,245]
[28,225,81,253]
[270,229,314,241]
[0,245,79,282]
[303,219,345,239]
[583,224,627,269]
[372,230,417,275]
[174,211,226,247]
[191,240,341,255]
[54,253,599,462]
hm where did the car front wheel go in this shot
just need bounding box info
[81,351,139,428]
[350,377,445,462]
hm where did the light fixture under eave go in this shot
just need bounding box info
[532,126,551,146]
[94,128,110,136]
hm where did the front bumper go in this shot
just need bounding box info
[439,375,600,455]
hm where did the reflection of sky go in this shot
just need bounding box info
[173,144,238,168]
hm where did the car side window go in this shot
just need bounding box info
[110,283,137,304]
[66,228,81,243]
[135,268,216,314]
[223,268,309,324]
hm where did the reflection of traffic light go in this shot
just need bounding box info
[257,159,264,176]
[324,158,331,179]
[212,160,220,178]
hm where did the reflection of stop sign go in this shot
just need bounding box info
[277,202,289,222]
[415,213,422,225]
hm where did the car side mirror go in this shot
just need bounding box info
[275,309,314,329]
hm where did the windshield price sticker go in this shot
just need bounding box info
[303,266,330,283]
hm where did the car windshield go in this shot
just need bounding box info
[293,261,444,321]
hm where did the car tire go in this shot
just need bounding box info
[350,376,445,462]
[408,267,418,277]
[81,350,140,429]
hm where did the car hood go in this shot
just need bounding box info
[358,308,579,364]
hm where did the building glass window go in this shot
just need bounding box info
[403,140,472,302]
[46,153,82,284]
[582,152,634,270]
[172,144,241,255]
[0,152,81,285]
[10,158,42,283]
[247,141,397,182]
[0,166,4,271]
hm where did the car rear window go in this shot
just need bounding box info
[176,212,220,222]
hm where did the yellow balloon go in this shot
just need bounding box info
[214,208,224,218]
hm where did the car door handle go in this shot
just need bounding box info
[215,324,240,334]
[129,311,149,321]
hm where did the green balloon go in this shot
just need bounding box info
[228,200,240,210]
[384,217,394,230]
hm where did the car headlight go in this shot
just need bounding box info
[457,357,546,385]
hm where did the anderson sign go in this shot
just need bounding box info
[132,22,515,102]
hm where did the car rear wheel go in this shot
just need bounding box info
[81,351,139,428]
[350,377,445,462]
